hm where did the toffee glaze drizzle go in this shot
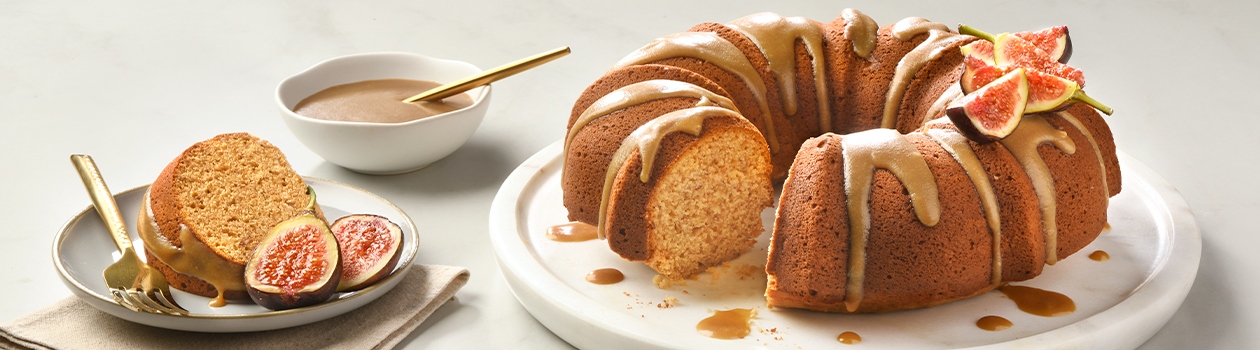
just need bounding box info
[837,331,862,344]
[839,8,878,59]
[585,268,625,284]
[882,18,970,130]
[596,106,743,239]
[998,285,1076,317]
[728,13,833,132]
[614,32,780,153]
[977,315,1013,331]
[138,192,243,307]
[546,222,598,242]
[840,128,940,311]
[925,128,1002,284]
[696,308,755,339]
[999,115,1076,265]
[566,80,740,155]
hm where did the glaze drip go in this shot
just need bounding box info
[881,17,970,130]
[840,129,941,311]
[597,106,744,238]
[728,12,833,132]
[138,192,244,307]
[925,128,1002,284]
[999,115,1076,265]
[1056,111,1110,201]
[839,8,878,59]
[614,32,779,153]
[567,80,740,154]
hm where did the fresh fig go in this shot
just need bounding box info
[331,214,403,292]
[960,25,1072,63]
[961,55,1113,115]
[959,40,995,64]
[960,55,1006,94]
[244,211,342,310]
[1014,26,1072,63]
[1024,69,1080,113]
[992,33,1085,87]
[946,68,1029,143]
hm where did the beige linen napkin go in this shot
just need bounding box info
[0,264,469,350]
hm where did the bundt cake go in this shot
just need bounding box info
[136,133,321,306]
[562,9,1120,313]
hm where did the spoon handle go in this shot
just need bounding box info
[404,46,571,103]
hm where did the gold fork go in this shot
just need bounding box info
[71,154,189,316]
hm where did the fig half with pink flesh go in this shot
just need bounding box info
[961,55,1007,94]
[960,40,995,65]
[992,33,1085,87]
[332,214,403,292]
[961,25,1072,63]
[245,211,342,310]
[947,68,1029,143]
[1013,26,1072,63]
[961,54,1113,115]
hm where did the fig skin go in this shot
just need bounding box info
[946,68,1029,143]
[331,214,404,292]
[245,211,342,310]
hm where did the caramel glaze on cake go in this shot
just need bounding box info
[563,9,1121,312]
[138,133,321,305]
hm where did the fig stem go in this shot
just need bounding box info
[305,186,318,211]
[959,24,997,42]
[1072,90,1114,116]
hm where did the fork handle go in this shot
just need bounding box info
[71,154,132,253]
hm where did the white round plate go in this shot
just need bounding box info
[489,141,1200,349]
[53,177,419,333]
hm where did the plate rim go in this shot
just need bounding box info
[489,140,1202,349]
[52,176,420,331]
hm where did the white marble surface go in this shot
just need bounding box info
[0,0,1254,348]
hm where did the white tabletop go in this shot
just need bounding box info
[1,0,1255,348]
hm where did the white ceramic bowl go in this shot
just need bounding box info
[276,52,491,175]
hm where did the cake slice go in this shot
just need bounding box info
[139,132,319,304]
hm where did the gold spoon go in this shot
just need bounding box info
[403,46,570,103]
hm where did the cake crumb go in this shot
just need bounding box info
[735,264,762,280]
[656,296,679,308]
[653,274,687,289]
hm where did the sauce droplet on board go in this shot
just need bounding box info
[1089,250,1110,261]
[837,331,862,344]
[585,268,624,284]
[976,315,1012,331]
[696,308,754,339]
[546,222,598,242]
[1103,222,1111,231]
[998,285,1075,317]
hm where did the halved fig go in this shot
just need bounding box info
[245,211,342,310]
[947,68,1029,143]
[992,33,1085,87]
[961,55,1006,94]
[1014,26,1072,63]
[962,24,1072,63]
[1024,70,1080,113]
[962,56,1113,115]
[331,214,403,292]
[959,40,995,64]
